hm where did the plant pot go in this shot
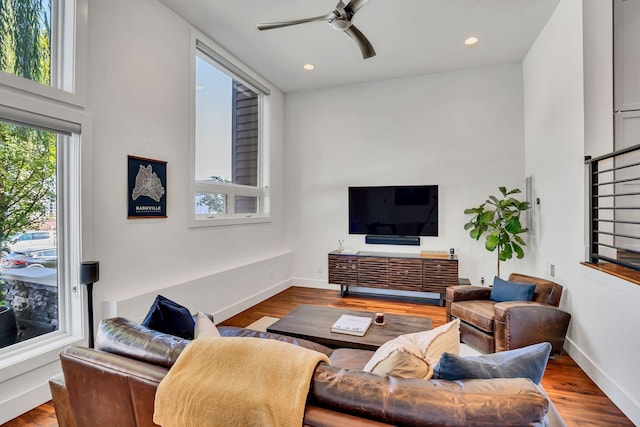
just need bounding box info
[0,306,18,348]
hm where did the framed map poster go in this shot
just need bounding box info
[127,155,167,218]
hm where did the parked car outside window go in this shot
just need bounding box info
[5,231,56,252]
[0,248,57,269]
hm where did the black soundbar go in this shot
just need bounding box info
[365,235,420,246]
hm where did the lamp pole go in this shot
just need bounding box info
[80,261,100,348]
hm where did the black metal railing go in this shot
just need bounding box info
[586,143,640,271]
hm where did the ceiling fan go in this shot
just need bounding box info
[256,0,376,59]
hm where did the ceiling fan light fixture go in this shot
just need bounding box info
[330,18,352,31]
[464,36,479,46]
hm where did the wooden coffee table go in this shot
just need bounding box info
[266,304,432,351]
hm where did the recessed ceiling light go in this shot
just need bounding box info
[465,37,479,46]
[303,63,315,71]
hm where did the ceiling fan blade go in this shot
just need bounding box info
[257,13,335,31]
[344,25,376,59]
[345,0,369,14]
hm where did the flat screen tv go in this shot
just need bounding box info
[349,185,438,237]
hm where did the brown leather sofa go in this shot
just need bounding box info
[446,273,571,355]
[50,317,564,427]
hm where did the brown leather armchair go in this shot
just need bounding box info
[446,273,571,355]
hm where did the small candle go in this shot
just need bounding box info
[375,312,384,324]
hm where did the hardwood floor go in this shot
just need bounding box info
[4,286,633,426]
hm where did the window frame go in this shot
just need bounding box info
[189,30,271,228]
[0,0,88,107]
[0,86,86,381]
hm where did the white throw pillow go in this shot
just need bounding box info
[363,318,460,380]
[194,311,220,338]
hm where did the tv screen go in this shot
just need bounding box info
[349,185,438,237]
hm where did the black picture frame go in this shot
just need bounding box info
[127,155,167,218]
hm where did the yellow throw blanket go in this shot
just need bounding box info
[153,337,330,427]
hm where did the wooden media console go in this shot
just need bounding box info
[328,250,469,305]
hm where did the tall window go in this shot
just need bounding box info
[192,39,270,226]
[0,120,59,349]
[0,0,83,363]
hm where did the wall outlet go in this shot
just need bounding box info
[269,271,274,280]
[480,277,485,286]
[317,265,322,274]
[550,264,556,278]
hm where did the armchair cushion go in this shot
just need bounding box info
[450,300,496,333]
[490,276,536,302]
[433,342,552,385]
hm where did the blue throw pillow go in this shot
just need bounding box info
[490,276,536,302]
[433,342,552,384]
[141,294,195,339]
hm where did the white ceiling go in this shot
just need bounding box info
[158,0,560,93]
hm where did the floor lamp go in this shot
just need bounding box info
[80,261,100,348]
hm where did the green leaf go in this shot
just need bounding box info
[502,243,513,260]
[505,217,522,234]
[485,233,500,251]
[506,188,521,196]
[514,235,526,245]
[470,228,481,240]
[478,210,495,224]
[464,207,484,215]
[513,242,524,258]
[498,186,507,196]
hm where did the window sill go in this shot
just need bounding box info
[581,262,640,286]
[0,332,83,382]
[190,214,271,228]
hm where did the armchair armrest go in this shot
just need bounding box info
[445,286,491,322]
[493,302,571,355]
[446,286,491,302]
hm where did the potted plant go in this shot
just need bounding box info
[0,282,18,348]
[464,187,531,278]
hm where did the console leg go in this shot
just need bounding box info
[340,284,349,297]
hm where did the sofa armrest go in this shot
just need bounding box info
[49,372,76,427]
[60,346,168,427]
[494,302,571,355]
[446,286,491,322]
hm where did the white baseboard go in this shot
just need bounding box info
[0,378,52,424]
[213,279,292,322]
[291,278,339,290]
[565,337,640,425]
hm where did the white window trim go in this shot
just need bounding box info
[189,29,271,228]
[0,0,88,108]
[0,87,87,381]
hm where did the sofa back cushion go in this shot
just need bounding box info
[310,364,550,426]
[95,318,335,370]
[96,317,190,368]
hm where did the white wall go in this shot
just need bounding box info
[86,0,288,321]
[285,64,528,287]
[523,0,640,423]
